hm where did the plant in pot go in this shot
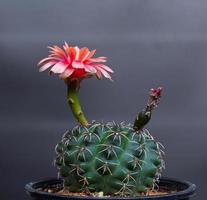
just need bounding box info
[25,42,196,200]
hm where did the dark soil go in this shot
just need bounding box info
[40,183,177,197]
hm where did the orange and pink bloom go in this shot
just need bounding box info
[38,42,113,82]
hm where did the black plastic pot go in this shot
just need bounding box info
[25,177,196,200]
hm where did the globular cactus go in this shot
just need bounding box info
[55,122,164,196]
[55,88,164,196]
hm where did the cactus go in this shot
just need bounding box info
[38,43,164,196]
[55,121,164,196]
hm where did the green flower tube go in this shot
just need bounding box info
[67,80,88,126]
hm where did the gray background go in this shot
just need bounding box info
[0,0,206,199]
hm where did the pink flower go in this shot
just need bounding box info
[38,42,113,82]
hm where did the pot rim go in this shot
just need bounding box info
[25,177,196,200]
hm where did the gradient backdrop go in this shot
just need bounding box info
[0,0,207,199]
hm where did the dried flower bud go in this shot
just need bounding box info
[146,87,163,112]
[150,87,163,98]
[133,87,163,131]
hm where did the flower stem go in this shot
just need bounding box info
[67,81,89,126]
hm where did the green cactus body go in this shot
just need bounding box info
[55,122,164,196]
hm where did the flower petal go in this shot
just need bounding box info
[60,68,74,79]
[84,65,97,73]
[74,46,80,60]
[48,46,67,60]
[97,68,112,80]
[79,48,90,62]
[50,62,67,74]
[38,57,57,65]
[95,70,102,80]
[86,49,96,59]
[93,64,113,73]
[68,47,76,61]
[89,57,107,63]
[39,61,56,72]
[63,42,71,59]
[72,61,84,69]
[63,42,70,50]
